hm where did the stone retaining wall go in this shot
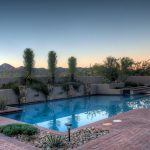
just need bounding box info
[91,84,122,95]
[127,76,150,85]
[0,89,18,105]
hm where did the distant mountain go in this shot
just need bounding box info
[0,63,87,78]
[0,63,15,72]
[0,63,68,77]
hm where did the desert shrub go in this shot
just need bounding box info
[125,81,138,87]
[0,96,7,110]
[1,82,20,96]
[30,79,49,96]
[0,124,38,136]
[62,82,81,92]
[125,82,145,87]
[47,135,65,148]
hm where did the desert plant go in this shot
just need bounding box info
[68,56,77,81]
[125,81,138,87]
[48,51,57,85]
[1,82,20,104]
[23,48,35,85]
[0,96,7,110]
[30,79,49,96]
[0,124,38,137]
[62,82,81,93]
[1,82,20,96]
[102,56,120,81]
[120,57,134,74]
[47,134,65,148]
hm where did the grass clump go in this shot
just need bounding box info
[47,134,65,148]
[0,123,38,136]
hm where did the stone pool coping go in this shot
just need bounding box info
[0,106,22,115]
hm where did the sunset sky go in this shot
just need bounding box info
[0,0,150,68]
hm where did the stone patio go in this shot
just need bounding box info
[0,108,150,150]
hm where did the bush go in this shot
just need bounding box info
[1,82,20,96]
[62,82,81,92]
[125,82,145,87]
[30,79,49,96]
[47,135,65,148]
[0,124,38,136]
[125,81,138,87]
[0,96,7,110]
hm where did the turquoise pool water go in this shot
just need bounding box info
[1,95,150,132]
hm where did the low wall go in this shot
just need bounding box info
[127,76,150,85]
[49,85,85,100]
[0,76,150,86]
[0,76,104,86]
[26,88,46,103]
[91,84,122,95]
[0,88,46,105]
[76,76,104,84]
[0,89,18,105]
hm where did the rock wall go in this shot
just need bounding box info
[49,85,85,100]
[91,84,122,95]
[0,89,18,105]
[76,76,104,84]
[127,76,150,85]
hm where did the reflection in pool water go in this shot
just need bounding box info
[1,95,150,132]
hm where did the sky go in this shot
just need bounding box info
[0,0,150,68]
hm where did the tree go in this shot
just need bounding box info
[103,56,120,81]
[48,51,57,84]
[23,48,35,84]
[92,64,105,76]
[120,57,134,74]
[68,56,77,81]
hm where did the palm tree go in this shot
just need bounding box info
[68,56,77,81]
[23,48,35,85]
[48,51,57,85]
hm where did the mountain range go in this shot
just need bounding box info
[0,63,68,77]
[0,63,90,78]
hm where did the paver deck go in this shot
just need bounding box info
[74,108,150,150]
[0,108,150,150]
[0,134,40,150]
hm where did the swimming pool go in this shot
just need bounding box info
[1,95,150,132]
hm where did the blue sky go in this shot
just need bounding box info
[0,0,150,68]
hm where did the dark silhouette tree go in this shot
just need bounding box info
[48,51,57,85]
[23,48,35,85]
[68,56,77,81]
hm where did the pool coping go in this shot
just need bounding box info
[0,106,23,115]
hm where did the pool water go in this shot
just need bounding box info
[1,95,150,132]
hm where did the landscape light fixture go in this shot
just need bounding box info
[65,123,72,142]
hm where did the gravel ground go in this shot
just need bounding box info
[14,127,109,150]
